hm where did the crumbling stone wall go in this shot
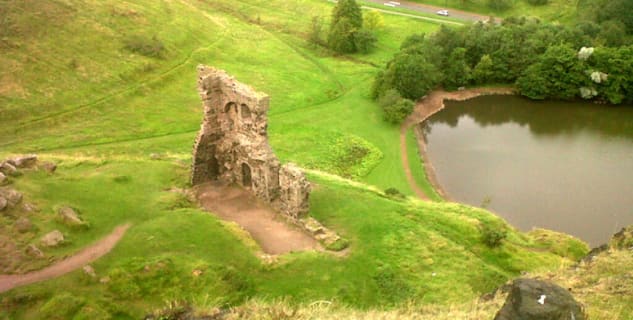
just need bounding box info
[192,66,310,218]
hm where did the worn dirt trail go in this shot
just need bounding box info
[400,88,515,201]
[0,223,131,294]
[195,181,320,255]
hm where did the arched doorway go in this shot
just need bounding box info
[241,163,252,188]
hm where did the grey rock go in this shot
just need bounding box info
[0,172,7,185]
[14,217,33,233]
[0,187,22,207]
[58,206,85,226]
[40,230,64,247]
[0,162,19,176]
[8,155,38,168]
[83,265,97,278]
[0,196,6,211]
[40,162,57,173]
[25,244,44,258]
[494,278,586,320]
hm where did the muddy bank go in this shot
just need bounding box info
[401,87,515,201]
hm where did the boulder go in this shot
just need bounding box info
[83,265,97,278]
[41,230,64,247]
[0,162,19,176]
[0,172,7,185]
[58,206,85,226]
[0,187,22,207]
[0,196,6,211]
[40,162,57,174]
[494,278,586,320]
[25,244,44,258]
[8,154,38,168]
[14,217,33,233]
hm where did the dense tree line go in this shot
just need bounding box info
[373,17,633,107]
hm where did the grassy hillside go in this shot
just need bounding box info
[0,0,596,319]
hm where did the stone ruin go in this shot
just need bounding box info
[191,66,310,219]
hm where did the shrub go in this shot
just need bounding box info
[480,222,507,248]
[123,35,165,58]
[353,29,377,53]
[384,187,406,199]
[378,90,415,123]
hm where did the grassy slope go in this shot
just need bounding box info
[0,0,588,318]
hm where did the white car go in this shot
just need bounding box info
[436,9,449,16]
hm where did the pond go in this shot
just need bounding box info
[421,95,633,247]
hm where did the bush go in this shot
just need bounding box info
[378,89,414,123]
[353,29,377,53]
[384,187,406,199]
[123,35,165,58]
[480,222,507,248]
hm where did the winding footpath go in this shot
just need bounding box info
[0,223,131,294]
[400,88,515,201]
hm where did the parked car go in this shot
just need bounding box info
[436,9,449,16]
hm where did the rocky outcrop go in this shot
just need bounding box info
[7,155,38,168]
[14,217,33,233]
[41,230,64,247]
[0,187,22,209]
[58,206,86,227]
[495,278,586,320]
[191,66,310,218]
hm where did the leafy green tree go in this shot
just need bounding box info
[308,16,325,47]
[597,20,628,47]
[328,17,357,53]
[354,29,377,53]
[390,53,440,100]
[472,54,495,84]
[331,0,362,29]
[378,89,415,123]
[443,47,471,89]
[363,10,384,31]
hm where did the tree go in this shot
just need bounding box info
[328,18,357,53]
[390,52,440,100]
[331,0,362,29]
[308,16,325,47]
[472,54,495,84]
[443,47,471,89]
[353,29,377,53]
[363,10,384,31]
[378,89,414,123]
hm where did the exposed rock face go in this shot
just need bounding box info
[0,162,18,176]
[191,66,310,218]
[0,187,22,208]
[14,217,33,233]
[58,206,85,226]
[611,225,633,249]
[8,154,38,168]
[41,230,64,247]
[495,278,586,320]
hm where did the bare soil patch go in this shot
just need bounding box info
[195,181,320,255]
[0,223,131,293]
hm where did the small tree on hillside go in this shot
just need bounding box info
[328,0,375,53]
[364,10,385,31]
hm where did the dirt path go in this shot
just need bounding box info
[0,223,131,294]
[400,88,515,201]
[195,182,320,255]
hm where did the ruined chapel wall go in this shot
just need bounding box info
[191,66,309,218]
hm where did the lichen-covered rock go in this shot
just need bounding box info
[58,206,85,226]
[14,217,33,233]
[8,154,38,168]
[0,162,19,176]
[0,187,22,207]
[41,230,64,247]
[40,161,57,174]
[494,278,586,320]
[191,66,310,218]
[610,225,633,249]
[25,244,44,258]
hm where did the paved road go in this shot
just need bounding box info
[363,0,497,23]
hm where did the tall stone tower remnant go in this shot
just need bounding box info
[191,66,310,218]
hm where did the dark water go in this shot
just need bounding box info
[421,95,633,246]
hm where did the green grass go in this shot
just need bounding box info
[0,0,593,318]
[406,128,443,201]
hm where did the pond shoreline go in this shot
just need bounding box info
[402,87,516,201]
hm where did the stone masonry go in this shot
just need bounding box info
[191,66,310,218]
